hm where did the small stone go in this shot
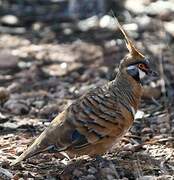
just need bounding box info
[0,50,19,70]
[157,175,174,180]
[99,15,116,29]
[160,128,167,134]
[1,15,19,26]
[1,122,18,129]
[4,99,29,115]
[85,174,96,180]
[125,0,146,14]
[39,104,59,118]
[141,127,153,134]
[32,100,45,109]
[135,15,151,31]
[18,61,32,69]
[78,16,99,31]
[123,23,138,32]
[135,110,144,119]
[136,175,157,180]
[106,175,115,180]
[0,167,13,180]
[164,21,174,37]
[159,10,174,21]
[7,82,21,93]
[146,1,174,16]
[123,143,134,151]
[142,135,151,142]
[73,169,83,177]
[87,167,97,174]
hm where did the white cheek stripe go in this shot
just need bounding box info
[138,69,146,79]
[131,106,136,117]
[127,65,136,70]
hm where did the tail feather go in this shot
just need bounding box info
[10,130,50,166]
[11,110,70,166]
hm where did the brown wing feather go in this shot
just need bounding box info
[11,84,134,165]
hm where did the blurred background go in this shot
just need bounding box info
[0,0,173,179]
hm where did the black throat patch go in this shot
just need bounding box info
[127,66,140,82]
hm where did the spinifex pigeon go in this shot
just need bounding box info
[11,19,157,166]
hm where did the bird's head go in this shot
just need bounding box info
[117,20,157,82]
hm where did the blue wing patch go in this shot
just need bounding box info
[71,130,89,149]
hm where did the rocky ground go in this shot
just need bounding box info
[0,0,174,179]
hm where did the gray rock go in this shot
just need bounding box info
[7,82,22,93]
[0,50,19,70]
[146,1,174,16]
[125,0,146,14]
[1,122,18,129]
[0,167,13,180]
[4,99,29,115]
[1,15,19,26]
[39,104,59,118]
[136,175,157,180]
[164,21,174,37]
[135,15,151,31]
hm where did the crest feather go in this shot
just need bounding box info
[111,12,144,58]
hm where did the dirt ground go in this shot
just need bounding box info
[0,0,174,179]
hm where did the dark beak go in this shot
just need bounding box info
[147,69,158,77]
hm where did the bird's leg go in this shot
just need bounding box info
[47,145,59,153]
[46,145,71,165]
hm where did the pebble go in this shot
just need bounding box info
[39,104,59,118]
[7,82,21,93]
[0,50,19,70]
[78,16,99,31]
[87,167,97,174]
[141,127,153,134]
[125,0,174,20]
[136,175,157,180]
[85,174,96,180]
[1,122,18,129]
[159,10,174,21]
[1,15,19,26]
[125,0,146,14]
[164,21,174,37]
[123,23,138,32]
[146,1,174,16]
[99,15,116,30]
[4,99,29,115]
[135,110,145,120]
[32,100,45,109]
[135,15,151,31]
[106,174,115,180]
[73,169,83,177]
[0,167,13,180]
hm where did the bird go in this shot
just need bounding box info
[11,19,157,166]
